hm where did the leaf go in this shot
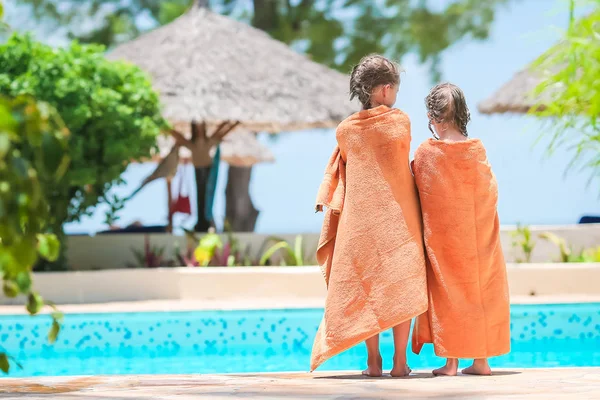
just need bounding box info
[41,133,67,178]
[37,234,60,262]
[48,320,60,344]
[13,237,38,268]
[294,235,304,266]
[260,241,292,266]
[0,353,9,374]
[0,133,10,160]
[2,281,18,298]
[26,292,43,315]
[15,271,32,292]
[539,232,571,262]
[227,255,235,267]
[194,247,212,267]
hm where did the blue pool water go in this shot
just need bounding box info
[0,303,599,377]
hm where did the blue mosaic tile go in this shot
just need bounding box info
[0,303,597,377]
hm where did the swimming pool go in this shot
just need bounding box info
[0,303,599,377]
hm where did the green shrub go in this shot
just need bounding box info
[0,33,166,269]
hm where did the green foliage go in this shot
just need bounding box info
[539,232,600,263]
[580,246,600,262]
[0,95,67,373]
[259,235,306,266]
[531,1,600,185]
[0,0,7,31]
[15,0,513,81]
[194,229,223,266]
[128,235,169,268]
[510,224,536,263]
[182,227,260,267]
[0,33,166,268]
[539,231,573,263]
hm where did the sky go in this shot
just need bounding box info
[5,0,600,234]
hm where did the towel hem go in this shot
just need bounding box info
[310,304,428,372]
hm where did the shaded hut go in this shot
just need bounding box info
[108,1,354,232]
[478,69,545,115]
[478,46,561,115]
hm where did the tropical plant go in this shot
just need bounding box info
[128,235,169,268]
[510,224,536,263]
[259,235,307,266]
[193,229,223,266]
[538,232,574,262]
[530,0,600,186]
[0,95,67,373]
[175,241,200,267]
[539,233,600,263]
[183,226,258,267]
[210,241,236,267]
[537,232,600,263]
[0,33,166,270]
[581,246,600,263]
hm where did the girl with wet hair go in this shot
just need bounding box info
[312,55,427,377]
[425,82,471,140]
[412,83,511,376]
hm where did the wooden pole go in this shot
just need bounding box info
[166,177,173,233]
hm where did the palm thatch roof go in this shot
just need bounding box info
[478,44,563,115]
[107,5,356,132]
[477,68,548,115]
[155,123,274,167]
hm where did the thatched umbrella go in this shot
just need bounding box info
[108,1,354,232]
[477,46,559,115]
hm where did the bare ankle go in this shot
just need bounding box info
[447,358,458,367]
[367,354,382,363]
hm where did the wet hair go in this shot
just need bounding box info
[349,54,401,110]
[425,82,471,138]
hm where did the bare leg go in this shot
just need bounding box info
[433,358,458,376]
[362,334,383,377]
[390,321,412,377]
[462,358,492,375]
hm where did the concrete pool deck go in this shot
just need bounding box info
[0,295,599,315]
[0,369,599,399]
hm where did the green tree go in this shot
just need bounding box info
[0,33,166,269]
[0,95,68,373]
[14,0,513,81]
[531,0,600,185]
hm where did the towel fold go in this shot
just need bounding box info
[315,146,345,286]
[311,105,428,371]
[411,138,511,359]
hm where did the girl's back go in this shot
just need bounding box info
[412,83,510,375]
[337,106,422,249]
[312,54,427,376]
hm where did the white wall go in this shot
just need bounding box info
[1,265,599,306]
[65,224,600,270]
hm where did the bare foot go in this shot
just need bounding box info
[390,357,411,377]
[462,359,492,376]
[362,355,383,377]
[433,358,458,376]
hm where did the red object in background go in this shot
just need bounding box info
[171,165,192,215]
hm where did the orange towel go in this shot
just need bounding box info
[411,138,511,359]
[311,105,428,371]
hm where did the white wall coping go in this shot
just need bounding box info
[0,263,595,307]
